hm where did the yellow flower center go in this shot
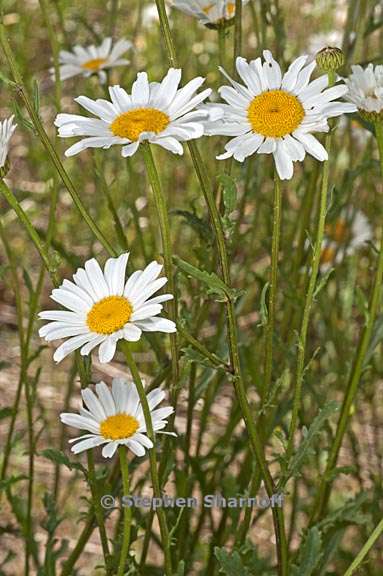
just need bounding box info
[203,2,235,17]
[87,296,133,335]
[247,89,305,138]
[203,3,214,14]
[81,58,107,71]
[325,219,349,243]
[110,108,170,141]
[100,413,139,440]
[227,2,235,16]
[320,246,336,265]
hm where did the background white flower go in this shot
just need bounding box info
[345,63,383,115]
[55,68,213,157]
[205,51,356,179]
[61,379,175,458]
[39,253,176,364]
[0,115,16,169]
[54,37,132,83]
[320,209,372,272]
[172,0,249,26]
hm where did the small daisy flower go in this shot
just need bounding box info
[345,63,383,122]
[61,379,175,458]
[54,37,132,84]
[0,115,16,172]
[39,253,176,364]
[54,68,213,158]
[320,209,372,271]
[205,51,356,180]
[172,0,249,27]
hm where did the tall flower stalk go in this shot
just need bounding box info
[141,143,180,394]
[154,2,289,574]
[263,173,282,397]
[121,343,173,575]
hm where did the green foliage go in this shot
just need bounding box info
[280,401,340,487]
[40,448,87,475]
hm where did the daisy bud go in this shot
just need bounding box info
[316,46,345,72]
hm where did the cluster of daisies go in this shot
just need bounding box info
[1,0,383,461]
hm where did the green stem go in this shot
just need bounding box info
[38,0,62,112]
[263,173,282,397]
[117,446,131,576]
[286,70,336,464]
[122,343,173,576]
[87,451,113,575]
[0,179,60,285]
[234,0,242,71]
[153,4,288,574]
[218,26,226,68]
[177,322,231,371]
[155,0,177,67]
[0,23,116,257]
[311,121,383,522]
[343,517,383,576]
[286,130,332,462]
[141,143,179,396]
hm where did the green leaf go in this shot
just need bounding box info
[182,346,226,371]
[291,527,323,576]
[281,401,339,487]
[174,255,239,302]
[40,448,87,475]
[258,282,270,327]
[317,492,369,531]
[0,406,13,420]
[215,547,249,576]
[218,173,237,215]
[260,369,290,415]
[0,475,28,492]
[217,174,238,238]
[314,267,334,298]
[172,209,212,244]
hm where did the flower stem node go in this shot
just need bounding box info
[315,47,345,72]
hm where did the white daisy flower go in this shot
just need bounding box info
[172,0,249,26]
[0,115,16,169]
[320,209,373,272]
[39,253,176,364]
[54,68,213,158]
[54,37,132,84]
[205,51,356,180]
[345,63,383,119]
[61,379,175,458]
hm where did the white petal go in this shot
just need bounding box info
[293,131,328,161]
[273,141,294,180]
[102,441,119,458]
[96,381,116,416]
[82,388,107,420]
[98,337,118,364]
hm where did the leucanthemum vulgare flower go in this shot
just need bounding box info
[345,64,383,123]
[320,209,372,272]
[54,37,132,84]
[39,253,176,364]
[172,0,249,27]
[205,51,356,180]
[0,115,16,173]
[60,379,175,458]
[55,68,215,157]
